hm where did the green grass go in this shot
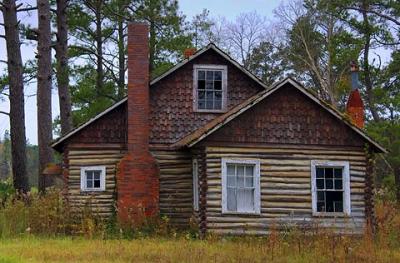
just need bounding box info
[0,236,399,263]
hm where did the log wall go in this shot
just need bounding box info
[204,145,367,235]
[152,149,194,227]
[66,144,125,218]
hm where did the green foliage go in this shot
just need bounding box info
[247,42,288,86]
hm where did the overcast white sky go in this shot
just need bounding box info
[0,0,391,145]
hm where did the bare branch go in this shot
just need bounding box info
[0,111,9,116]
[17,5,37,13]
[0,34,5,39]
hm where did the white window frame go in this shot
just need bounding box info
[193,64,228,113]
[80,166,106,191]
[221,158,261,214]
[311,160,351,216]
[192,159,199,211]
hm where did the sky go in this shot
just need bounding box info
[0,0,283,145]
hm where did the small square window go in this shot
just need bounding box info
[81,166,106,191]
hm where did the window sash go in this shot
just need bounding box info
[193,65,227,112]
[80,166,106,191]
[222,159,260,214]
[311,161,351,216]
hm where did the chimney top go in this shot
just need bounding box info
[184,48,197,59]
[350,61,359,91]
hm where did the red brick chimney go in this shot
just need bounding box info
[346,61,364,129]
[117,23,159,225]
[184,48,196,59]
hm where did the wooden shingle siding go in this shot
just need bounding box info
[152,149,194,227]
[149,49,263,144]
[204,146,367,235]
[66,145,125,218]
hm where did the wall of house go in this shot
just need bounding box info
[152,149,195,227]
[149,49,264,144]
[202,145,367,235]
[65,144,125,218]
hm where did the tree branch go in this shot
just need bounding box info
[17,6,37,13]
[343,6,400,26]
[0,35,5,39]
[0,111,9,116]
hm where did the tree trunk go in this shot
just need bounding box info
[55,0,72,135]
[117,10,125,99]
[37,0,54,192]
[361,1,380,122]
[1,0,29,192]
[95,0,104,96]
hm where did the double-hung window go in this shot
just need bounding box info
[311,161,351,216]
[80,166,106,191]
[193,65,227,112]
[222,159,260,214]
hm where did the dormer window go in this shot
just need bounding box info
[193,65,227,112]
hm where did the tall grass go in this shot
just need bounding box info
[0,187,399,262]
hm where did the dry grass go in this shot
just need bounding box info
[0,191,399,262]
[0,234,399,263]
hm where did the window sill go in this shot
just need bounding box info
[312,212,351,218]
[194,109,227,113]
[80,189,106,194]
[222,211,261,216]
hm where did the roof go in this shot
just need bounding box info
[173,78,387,153]
[51,43,267,150]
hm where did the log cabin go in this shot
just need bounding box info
[52,23,386,235]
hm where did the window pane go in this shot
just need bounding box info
[316,168,324,178]
[325,168,333,178]
[237,165,245,187]
[214,80,222,90]
[206,71,213,80]
[214,100,222,110]
[326,179,333,189]
[237,188,254,212]
[227,165,235,176]
[334,168,342,178]
[326,191,343,212]
[86,171,93,180]
[214,71,222,80]
[206,100,213,109]
[86,179,93,189]
[317,202,325,212]
[198,100,205,109]
[206,91,214,100]
[317,191,325,202]
[206,80,213,90]
[215,91,222,99]
[334,201,343,212]
[198,80,205,90]
[245,177,253,187]
[334,179,342,190]
[245,166,254,177]
[94,180,100,188]
[198,90,205,100]
[227,176,236,187]
[198,70,205,80]
[227,188,236,211]
[316,179,324,189]
[93,171,101,180]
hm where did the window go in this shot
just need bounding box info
[192,159,199,211]
[193,65,227,112]
[80,166,106,191]
[311,161,351,216]
[221,159,260,214]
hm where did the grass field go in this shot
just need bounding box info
[0,235,399,263]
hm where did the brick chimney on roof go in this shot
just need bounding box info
[346,61,365,129]
[116,23,159,225]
